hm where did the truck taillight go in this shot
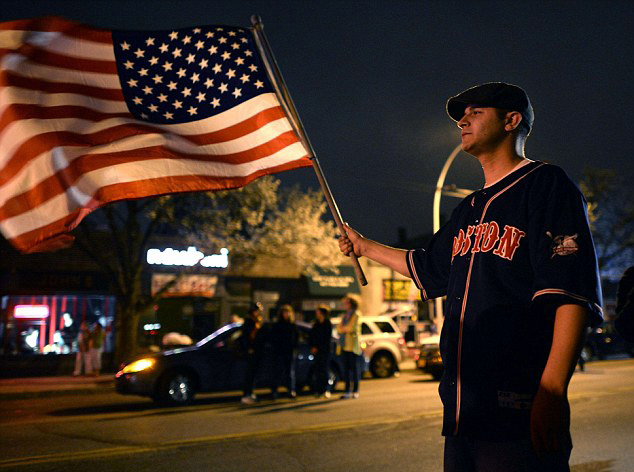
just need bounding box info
[398,337,405,346]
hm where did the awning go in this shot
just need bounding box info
[306,266,360,296]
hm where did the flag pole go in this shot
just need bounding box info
[250,15,367,286]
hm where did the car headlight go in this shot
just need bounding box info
[118,358,155,375]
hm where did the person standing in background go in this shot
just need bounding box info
[89,323,105,376]
[73,322,92,376]
[310,305,333,398]
[337,296,362,399]
[240,303,265,405]
[271,304,299,399]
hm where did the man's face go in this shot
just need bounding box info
[457,106,507,155]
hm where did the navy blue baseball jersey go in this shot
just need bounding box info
[406,160,602,441]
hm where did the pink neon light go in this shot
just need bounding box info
[14,305,50,319]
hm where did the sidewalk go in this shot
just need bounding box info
[0,374,115,400]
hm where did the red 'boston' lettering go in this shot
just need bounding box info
[452,229,465,263]
[460,225,475,256]
[493,225,526,260]
[471,223,488,253]
[481,221,500,252]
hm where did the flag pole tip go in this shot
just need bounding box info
[250,15,262,27]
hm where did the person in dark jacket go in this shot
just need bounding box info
[310,305,333,398]
[614,266,634,342]
[240,302,265,405]
[271,304,299,399]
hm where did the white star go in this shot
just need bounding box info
[120,41,130,51]
[141,113,148,119]
[167,81,178,90]
[145,37,155,46]
[244,50,253,57]
[152,74,163,84]
[138,68,149,76]
[159,43,169,53]
[176,68,187,78]
[254,80,264,89]
[241,37,248,43]
[182,87,192,97]
[124,60,134,70]
[195,40,205,50]
[211,97,220,108]
[148,104,158,112]
[208,45,218,55]
[183,35,192,44]
[127,78,138,87]
[162,61,173,71]
[169,31,178,40]
[221,51,231,61]
[142,86,153,95]
[193,28,201,34]
[239,74,250,83]
[232,88,242,98]
[158,93,168,102]
[212,63,222,74]
[206,32,214,38]
[248,64,258,72]
[226,69,236,79]
[231,43,240,50]
[186,53,196,64]
[191,72,200,83]
[218,82,228,93]
[218,37,227,44]
[163,111,174,120]
[187,106,197,115]
[199,58,209,69]
[196,92,206,102]
[173,100,183,109]
[235,57,245,66]
[133,96,143,105]
[228,31,236,37]
[172,48,182,58]
[149,56,159,66]
[134,48,145,58]
[204,78,214,88]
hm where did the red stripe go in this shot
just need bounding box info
[0,131,301,221]
[9,158,312,253]
[0,70,123,101]
[0,17,112,44]
[0,46,117,74]
[0,106,289,186]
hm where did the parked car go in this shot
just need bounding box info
[415,334,443,380]
[331,315,408,378]
[581,320,634,361]
[115,321,366,405]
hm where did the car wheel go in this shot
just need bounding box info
[370,352,395,378]
[155,371,196,405]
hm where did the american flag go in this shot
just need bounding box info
[0,17,311,253]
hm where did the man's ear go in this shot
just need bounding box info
[504,111,523,132]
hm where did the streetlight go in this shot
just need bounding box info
[431,144,474,332]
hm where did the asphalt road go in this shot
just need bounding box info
[1,359,633,471]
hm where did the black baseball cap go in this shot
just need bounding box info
[446,82,534,133]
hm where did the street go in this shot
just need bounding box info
[1,359,633,472]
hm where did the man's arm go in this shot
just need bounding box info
[338,224,410,277]
[531,303,588,457]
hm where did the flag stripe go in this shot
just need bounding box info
[0,47,118,74]
[2,142,308,238]
[0,17,112,44]
[0,130,300,220]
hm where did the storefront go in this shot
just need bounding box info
[301,266,361,319]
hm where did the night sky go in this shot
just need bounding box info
[2,0,632,245]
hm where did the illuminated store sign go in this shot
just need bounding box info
[14,305,50,319]
[146,247,229,268]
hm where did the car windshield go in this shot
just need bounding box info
[196,322,242,347]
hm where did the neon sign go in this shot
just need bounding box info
[14,305,50,319]
[146,247,229,268]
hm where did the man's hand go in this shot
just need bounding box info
[338,224,363,257]
[530,384,572,459]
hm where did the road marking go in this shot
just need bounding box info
[0,410,443,468]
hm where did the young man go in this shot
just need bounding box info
[339,83,602,471]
